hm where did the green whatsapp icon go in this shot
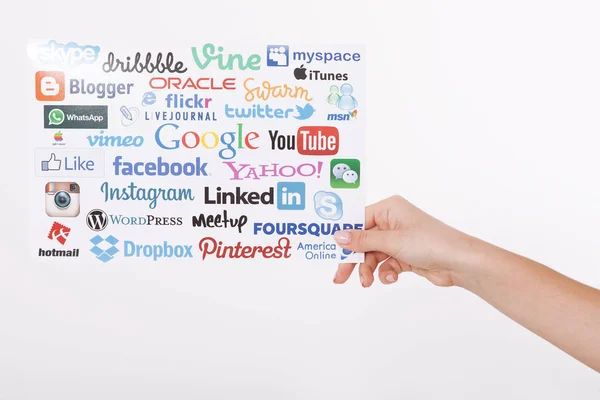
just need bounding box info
[48,108,65,126]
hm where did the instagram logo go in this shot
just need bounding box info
[45,182,80,217]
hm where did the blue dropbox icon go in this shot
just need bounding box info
[294,103,315,120]
[90,234,119,263]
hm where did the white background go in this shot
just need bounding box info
[1,0,599,398]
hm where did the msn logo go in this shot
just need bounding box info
[327,110,357,121]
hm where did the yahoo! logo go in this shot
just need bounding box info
[223,161,324,181]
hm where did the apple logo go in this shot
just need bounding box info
[294,64,307,80]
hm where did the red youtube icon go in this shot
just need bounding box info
[297,126,339,156]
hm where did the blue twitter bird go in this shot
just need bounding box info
[294,103,315,120]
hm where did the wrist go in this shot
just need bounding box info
[439,230,495,290]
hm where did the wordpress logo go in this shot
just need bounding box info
[314,191,343,220]
[36,40,100,67]
[86,209,108,231]
[90,235,119,263]
[277,182,305,210]
[266,45,289,67]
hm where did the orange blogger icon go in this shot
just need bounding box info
[35,71,65,101]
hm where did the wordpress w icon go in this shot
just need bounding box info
[35,71,65,101]
[47,221,71,245]
[86,209,108,231]
[277,182,305,210]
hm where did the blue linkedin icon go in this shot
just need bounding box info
[277,182,305,210]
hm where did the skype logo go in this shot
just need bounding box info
[314,191,343,221]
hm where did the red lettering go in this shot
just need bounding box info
[198,237,292,260]
[245,131,259,149]
[149,77,237,90]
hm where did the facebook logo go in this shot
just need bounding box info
[266,45,289,67]
[277,182,305,210]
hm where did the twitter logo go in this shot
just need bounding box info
[294,103,315,120]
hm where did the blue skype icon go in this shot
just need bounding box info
[314,191,343,220]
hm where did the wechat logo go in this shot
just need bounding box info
[48,108,65,126]
[330,159,360,189]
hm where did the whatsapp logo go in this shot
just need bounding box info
[43,105,108,129]
[48,108,65,126]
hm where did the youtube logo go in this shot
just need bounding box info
[35,71,65,101]
[297,126,339,156]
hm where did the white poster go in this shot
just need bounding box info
[28,40,366,265]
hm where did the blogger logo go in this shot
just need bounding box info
[35,71,65,101]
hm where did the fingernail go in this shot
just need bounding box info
[386,274,396,283]
[333,271,338,283]
[334,231,351,245]
[360,275,365,286]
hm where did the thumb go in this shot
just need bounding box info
[49,153,57,161]
[333,229,398,255]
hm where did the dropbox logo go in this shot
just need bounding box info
[90,234,119,263]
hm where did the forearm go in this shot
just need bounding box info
[454,236,600,372]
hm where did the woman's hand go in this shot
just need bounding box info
[333,195,477,288]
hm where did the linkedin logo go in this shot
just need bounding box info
[87,209,108,231]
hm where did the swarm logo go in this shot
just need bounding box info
[87,209,108,231]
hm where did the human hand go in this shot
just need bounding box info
[333,195,478,288]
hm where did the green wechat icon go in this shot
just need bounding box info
[330,159,360,189]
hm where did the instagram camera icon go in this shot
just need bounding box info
[35,71,65,101]
[45,182,80,217]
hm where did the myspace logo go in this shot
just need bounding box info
[35,40,100,67]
